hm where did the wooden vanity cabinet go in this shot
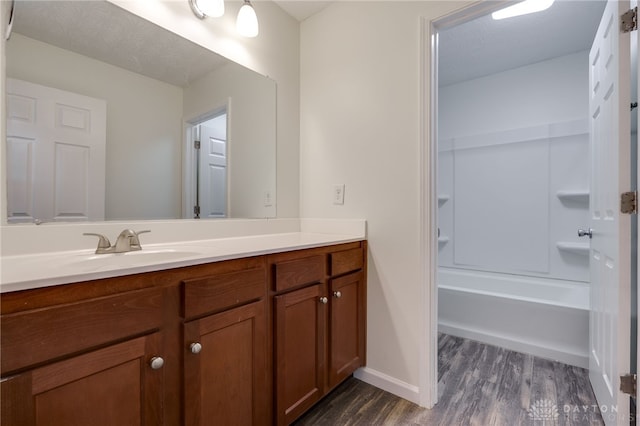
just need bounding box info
[1,332,164,426]
[270,242,367,426]
[0,285,167,426]
[274,283,327,425]
[182,267,269,426]
[0,241,365,426]
[328,270,366,389]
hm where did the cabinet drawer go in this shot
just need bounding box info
[274,255,325,292]
[330,248,364,276]
[1,287,163,375]
[183,268,266,319]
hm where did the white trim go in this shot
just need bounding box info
[182,124,197,219]
[419,15,438,409]
[354,367,421,405]
[224,97,232,218]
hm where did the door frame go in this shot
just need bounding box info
[182,100,230,219]
[423,1,638,418]
[420,0,510,407]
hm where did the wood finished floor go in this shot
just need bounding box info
[293,334,604,425]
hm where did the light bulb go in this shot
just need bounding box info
[492,0,554,20]
[236,1,259,37]
[196,0,224,18]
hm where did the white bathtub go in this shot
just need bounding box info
[438,267,589,368]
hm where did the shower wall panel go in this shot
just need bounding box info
[438,120,589,283]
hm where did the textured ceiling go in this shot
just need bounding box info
[438,0,606,87]
[11,1,229,87]
[272,0,332,21]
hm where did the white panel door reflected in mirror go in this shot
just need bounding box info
[189,111,228,219]
[6,78,106,223]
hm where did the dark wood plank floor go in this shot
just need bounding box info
[293,334,604,425]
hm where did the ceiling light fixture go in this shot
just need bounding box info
[188,0,259,37]
[189,0,224,18]
[236,0,259,38]
[492,0,555,20]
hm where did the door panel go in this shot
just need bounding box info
[588,1,632,423]
[199,116,227,218]
[274,284,325,426]
[6,79,106,222]
[329,271,366,388]
[1,333,163,426]
[183,300,268,426]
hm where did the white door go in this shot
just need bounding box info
[588,1,632,424]
[6,79,107,223]
[199,115,227,218]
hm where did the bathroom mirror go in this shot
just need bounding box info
[5,0,276,223]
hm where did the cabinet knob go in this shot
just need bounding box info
[190,342,202,354]
[319,296,328,304]
[333,291,342,298]
[149,356,164,370]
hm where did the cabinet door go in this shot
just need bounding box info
[274,284,326,426]
[184,300,267,426]
[329,271,366,389]
[1,333,164,426]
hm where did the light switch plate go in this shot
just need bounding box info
[333,184,345,205]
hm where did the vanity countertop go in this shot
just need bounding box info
[0,232,365,293]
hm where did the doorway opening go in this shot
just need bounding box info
[184,106,229,219]
[424,0,637,420]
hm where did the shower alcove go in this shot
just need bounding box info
[437,52,592,368]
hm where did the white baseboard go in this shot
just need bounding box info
[353,367,421,405]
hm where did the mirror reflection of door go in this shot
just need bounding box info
[195,110,228,218]
[6,78,106,223]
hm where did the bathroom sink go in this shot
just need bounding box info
[66,248,203,272]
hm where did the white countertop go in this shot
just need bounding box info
[1,232,364,293]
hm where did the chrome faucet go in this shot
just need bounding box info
[83,229,150,254]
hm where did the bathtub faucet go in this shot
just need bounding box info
[577,228,593,239]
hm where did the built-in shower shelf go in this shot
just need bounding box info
[438,236,450,244]
[556,242,590,256]
[438,194,450,205]
[556,190,590,204]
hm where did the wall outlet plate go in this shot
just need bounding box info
[264,190,273,207]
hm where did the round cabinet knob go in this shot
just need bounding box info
[333,291,342,298]
[190,342,202,354]
[149,356,164,370]
[319,296,328,304]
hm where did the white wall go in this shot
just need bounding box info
[439,51,589,139]
[300,1,473,400]
[183,62,276,218]
[438,52,590,284]
[6,34,184,220]
[112,0,300,218]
